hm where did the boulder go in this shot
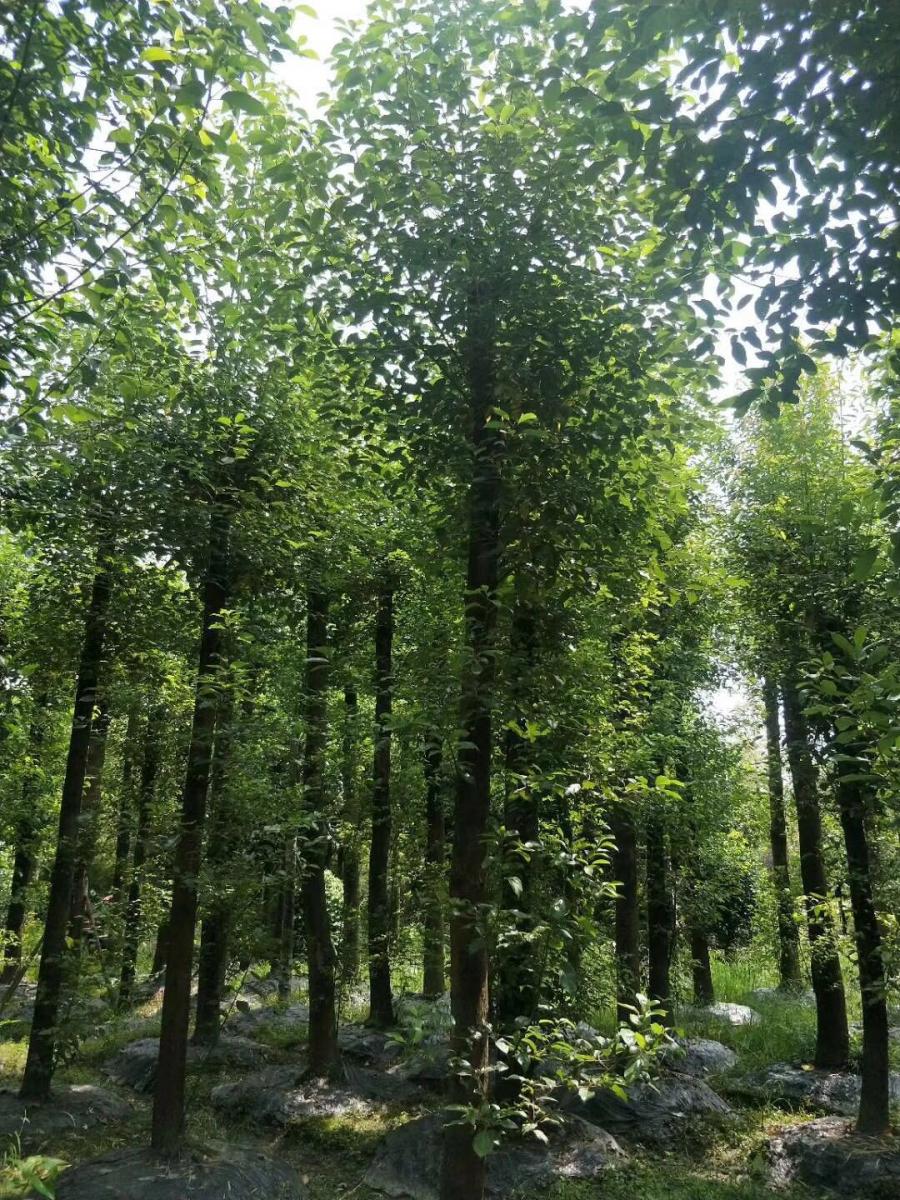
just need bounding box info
[364,1112,624,1199]
[662,1037,738,1078]
[52,1146,305,1199]
[726,1062,900,1116]
[0,1085,131,1151]
[337,1024,402,1065]
[211,1061,421,1126]
[104,1035,270,1094]
[766,1116,900,1197]
[574,1076,732,1146]
[700,1002,760,1027]
[229,1003,309,1040]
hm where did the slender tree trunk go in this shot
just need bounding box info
[834,752,890,1136]
[781,674,849,1069]
[368,583,395,1028]
[646,813,673,1024]
[690,927,714,1005]
[193,689,236,1047]
[340,686,361,985]
[111,706,140,908]
[422,735,446,999]
[762,678,802,991]
[20,542,112,1102]
[496,596,541,1027]
[300,591,339,1078]
[118,706,163,1009]
[151,509,229,1155]
[610,806,641,1026]
[69,699,111,949]
[1,698,47,986]
[275,834,296,1003]
[440,280,500,1200]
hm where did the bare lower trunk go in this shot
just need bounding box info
[275,835,296,1003]
[2,698,46,986]
[367,584,394,1028]
[118,706,163,1009]
[111,706,140,909]
[340,686,361,984]
[300,591,339,1078]
[151,508,229,1154]
[422,735,446,999]
[69,700,111,949]
[690,927,714,1005]
[646,814,672,1024]
[20,541,112,1102]
[834,752,890,1136]
[781,675,849,1069]
[762,678,802,991]
[440,280,499,1200]
[610,806,640,1026]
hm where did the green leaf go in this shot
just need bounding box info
[852,546,879,582]
[473,1129,495,1158]
[222,90,267,117]
[141,47,175,63]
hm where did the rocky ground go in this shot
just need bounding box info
[0,978,898,1199]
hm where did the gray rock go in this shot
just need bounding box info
[104,1035,270,1094]
[364,1113,624,1199]
[211,1061,421,1126]
[228,1003,309,1040]
[574,1076,732,1145]
[726,1063,900,1116]
[765,1116,900,1196]
[662,1038,738,1078]
[52,1146,305,1199]
[337,1024,402,1065]
[701,1002,760,1027]
[0,1085,131,1151]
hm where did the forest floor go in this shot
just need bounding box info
[0,963,896,1199]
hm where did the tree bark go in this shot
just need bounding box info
[20,542,112,1102]
[646,813,673,1024]
[368,583,395,1028]
[762,678,802,991]
[781,674,849,1069]
[69,699,111,949]
[193,688,236,1047]
[151,508,229,1154]
[834,752,890,1136]
[300,590,340,1078]
[1,697,47,986]
[609,806,641,1026]
[110,705,140,908]
[422,734,446,999]
[275,833,296,1003]
[118,706,163,1009]
[690,927,714,1005]
[339,686,361,985]
[440,279,500,1200]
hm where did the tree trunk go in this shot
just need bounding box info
[422,734,446,999]
[762,678,802,991]
[646,813,672,1024]
[151,509,229,1155]
[193,688,236,1047]
[118,706,163,1009]
[368,583,395,1028]
[300,590,339,1078]
[340,686,361,985]
[834,752,890,1136]
[609,806,641,1026]
[496,595,541,1027]
[1,697,47,986]
[781,674,849,1069]
[111,706,140,908]
[275,834,296,1003]
[69,699,111,949]
[440,280,500,1200]
[20,542,112,1102]
[690,927,714,1005]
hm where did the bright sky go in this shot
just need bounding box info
[276,2,368,111]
